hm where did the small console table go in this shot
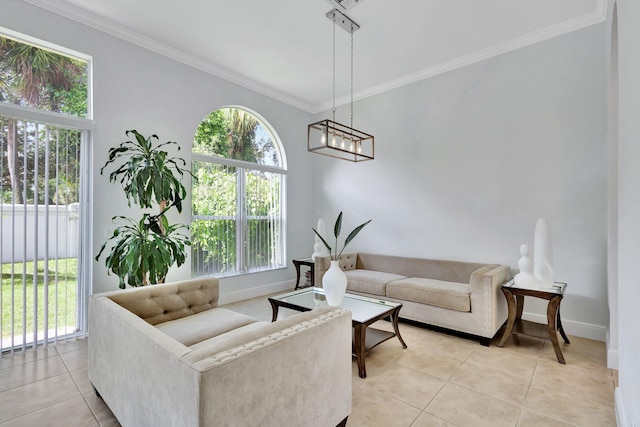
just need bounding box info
[498,280,570,364]
[292,258,314,290]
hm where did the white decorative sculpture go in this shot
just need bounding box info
[514,218,555,289]
[533,218,554,288]
[312,218,330,260]
[514,244,537,288]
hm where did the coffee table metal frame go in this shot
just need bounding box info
[268,287,407,378]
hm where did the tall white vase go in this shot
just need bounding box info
[533,218,554,286]
[312,218,330,261]
[323,260,347,306]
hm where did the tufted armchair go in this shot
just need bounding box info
[88,277,352,427]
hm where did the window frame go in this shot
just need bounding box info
[191,106,287,278]
[0,27,93,120]
[0,27,94,351]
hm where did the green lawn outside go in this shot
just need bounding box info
[1,258,78,341]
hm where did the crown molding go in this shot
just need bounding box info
[23,0,608,115]
[314,2,609,113]
[22,0,317,113]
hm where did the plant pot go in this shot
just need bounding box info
[323,260,347,306]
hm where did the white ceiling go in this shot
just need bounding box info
[25,0,606,113]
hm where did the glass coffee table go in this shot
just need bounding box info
[268,287,407,378]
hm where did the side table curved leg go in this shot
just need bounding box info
[498,287,517,347]
[547,296,566,364]
[293,261,302,290]
[557,307,570,344]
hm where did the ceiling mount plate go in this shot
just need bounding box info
[326,0,364,11]
[326,8,360,33]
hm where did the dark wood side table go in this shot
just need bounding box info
[498,280,570,364]
[292,258,314,289]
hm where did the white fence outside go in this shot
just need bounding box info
[0,203,79,263]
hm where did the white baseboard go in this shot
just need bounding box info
[521,311,607,342]
[607,349,619,370]
[606,330,619,370]
[218,280,294,305]
[615,387,628,427]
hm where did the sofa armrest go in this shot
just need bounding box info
[89,295,201,427]
[194,307,352,427]
[469,264,511,337]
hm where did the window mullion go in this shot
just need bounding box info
[236,167,246,273]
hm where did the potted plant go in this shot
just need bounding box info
[313,212,371,305]
[95,130,194,288]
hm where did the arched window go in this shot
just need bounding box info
[191,107,286,276]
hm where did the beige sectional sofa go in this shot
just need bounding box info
[315,253,511,344]
[88,277,352,427]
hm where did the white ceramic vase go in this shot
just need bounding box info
[323,260,347,306]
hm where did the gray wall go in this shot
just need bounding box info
[616,0,640,424]
[311,23,609,338]
[1,0,316,298]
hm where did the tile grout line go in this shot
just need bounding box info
[0,353,68,392]
[522,357,540,405]
[0,375,85,426]
[81,392,110,427]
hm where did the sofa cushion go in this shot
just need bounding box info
[188,321,269,352]
[344,269,408,296]
[386,278,471,312]
[182,307,347,365]
[155,307,257,346]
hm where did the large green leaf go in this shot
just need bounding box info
[333,211,343,239]
[314,212,371,261]
[312,228,332,254]
[99,130,194,209]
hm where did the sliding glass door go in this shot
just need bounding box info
[0,117,90,352]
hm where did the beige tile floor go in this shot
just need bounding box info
[0,295,617,427]
[0,338,118,427]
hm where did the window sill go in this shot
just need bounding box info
[196,264,287,279]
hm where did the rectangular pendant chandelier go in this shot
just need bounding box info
[308,119,374,162]
[307,8,374,162]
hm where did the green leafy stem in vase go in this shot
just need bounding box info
[313,212,371,261]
